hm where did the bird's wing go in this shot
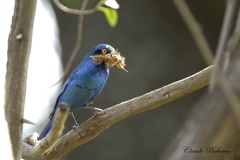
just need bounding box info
[52,71,107,116]
[60,78,101,109]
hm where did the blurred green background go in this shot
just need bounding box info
[51,0,224,159]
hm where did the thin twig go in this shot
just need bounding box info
[63,0,88,76]
[210,0,239,90]
[52,0,90,86]
[22,66,214,159]
[214,6,240,127]
[52,0,97,15]
[216,0,238,56]
[173,0,213,65]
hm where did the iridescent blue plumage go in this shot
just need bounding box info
[38,44,115,140]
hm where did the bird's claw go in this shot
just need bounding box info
[84,106,103,114]
[72,124,79,130]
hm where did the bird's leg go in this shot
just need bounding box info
[84,106,103,114]
[70,112,79,129]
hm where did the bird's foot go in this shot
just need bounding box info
[84,106,103,114]
[72,124,79,130]
[70,112,80,130]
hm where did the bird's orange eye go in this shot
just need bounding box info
[102,48,108,55]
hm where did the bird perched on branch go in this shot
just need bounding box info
[38,43,126,140]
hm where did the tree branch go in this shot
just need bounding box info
[62,0,88,80]
[211,0,239,88]
[52,0,97,15]
[5,0,37,159]
[22,65,213,160]
[51,0,91,87]
[173,0,213,65]
[22,103,69,160]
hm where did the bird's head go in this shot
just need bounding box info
[91,43,116,56]
[87,43,128,72]
[85,44,115,63]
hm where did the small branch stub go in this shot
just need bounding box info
[34,102,69,155]
[16,33,23,39]
[22,102,70,159]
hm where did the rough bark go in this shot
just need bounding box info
[5,0,37,159]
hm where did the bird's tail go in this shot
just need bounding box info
[37,115,54,140]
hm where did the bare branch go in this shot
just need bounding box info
[211,0,239,89]
[5,0,37,159]
[51,0,91,86]
[38,66,213,160]
[63,0,88,78]
[52,0,97,15]
[173,0,213,65]
[22,103,69,160]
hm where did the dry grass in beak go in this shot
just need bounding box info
[91,51,128,72]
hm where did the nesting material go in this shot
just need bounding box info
[91,51,128,72]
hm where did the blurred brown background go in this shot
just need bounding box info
[50,0,224,159]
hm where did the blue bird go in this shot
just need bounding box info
[38,43,116,140]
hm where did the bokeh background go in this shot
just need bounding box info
[0,0,223,159]
[50,0,224,159]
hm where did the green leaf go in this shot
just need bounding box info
[100,7,118,27]
[96,0,120,27]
